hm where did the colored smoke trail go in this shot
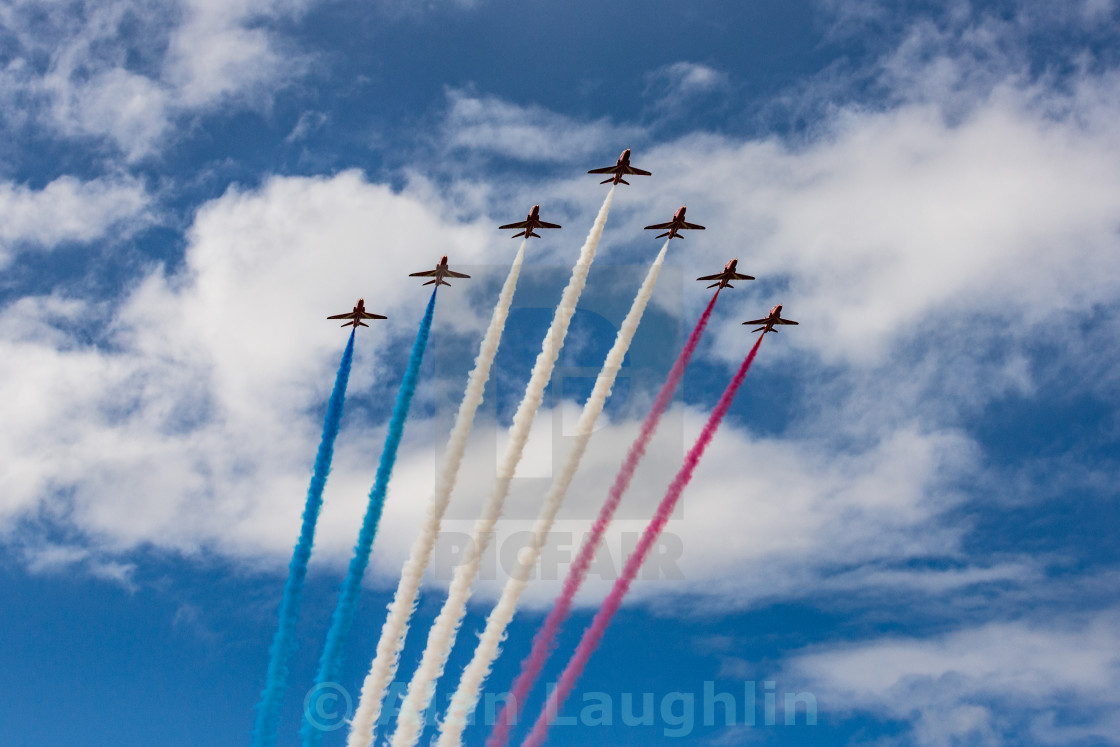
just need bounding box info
[301,290,438,747]
[388,188,616,747]
[251,332,356,747]
[435,241,670,747]
[344,242,528,747]
[521,333,765,747]
[488,288,721,747]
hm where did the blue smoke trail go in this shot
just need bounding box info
[301,289,438,747]
[251,331,356,747]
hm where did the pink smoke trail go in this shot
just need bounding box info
[488,290,721,746]
[520,332,764,747]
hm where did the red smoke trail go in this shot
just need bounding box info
[488,290,721,747]
[520,333,764,747]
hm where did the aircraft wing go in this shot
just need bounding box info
[681,222,706,230]
[361,312,388,319]
[624,166,652,176]
[775,318,798,325]
[587,166,617,174]
[409,269,439,277]
[645,221,675,230]
[696,272,726,281]
[444,270,471,279]
[742,318,770,325]
[327,312,355,319]
[733,272,756,280]
[537,221,561,229]
[498,220,530,230]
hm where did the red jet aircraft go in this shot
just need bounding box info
[327,298,387,328]
[499,204,562,238]
[645,206,705,239]
[587,148,652,185]
[696,258,755,289]
[409,256,471,286]
[743,304,799,334]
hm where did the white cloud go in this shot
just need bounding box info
[283,398,986,614]
[165,0,310,107]
[57,69,174,155]
[0,171,500,561]
[0,174,150,262]
[0,0,312,160]
[610,78,1120,366]
[787,612,1120,745]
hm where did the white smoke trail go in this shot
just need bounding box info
[344,241,528,747]
[387,188,616,747]
[435,241,669,747]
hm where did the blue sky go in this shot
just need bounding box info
[2,0,1120,745]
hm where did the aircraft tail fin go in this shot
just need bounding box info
[618,178,629,185]
[600,177,613,184]
[751,325,766,334]
[707,282,720,289]
[655,231,670,239]
[423,279,437,286]
[527,230,541,238]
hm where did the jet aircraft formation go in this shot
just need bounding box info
[328,148,796,334]
[277,147,798,747]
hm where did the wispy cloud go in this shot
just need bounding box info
[642,61,731,123]
[644,61,729,100]
[285,110,328,144]
[0,175,150,263]
[21,541,137,589]
[0,0,313,161]
[787,610,1120,745]
[439,89,638,164]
